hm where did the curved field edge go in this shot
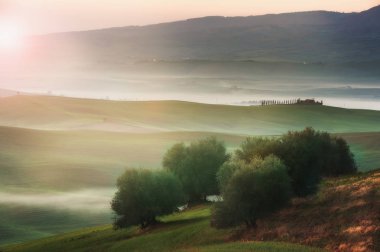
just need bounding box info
[1,95,380,134]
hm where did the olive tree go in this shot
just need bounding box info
[163,137,229,203]
[111,169,185,229]
[212,155,292,228]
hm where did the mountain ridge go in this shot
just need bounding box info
[36,5,380,35]
[23,5,380,64]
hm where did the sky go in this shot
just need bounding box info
[0,0,379,35]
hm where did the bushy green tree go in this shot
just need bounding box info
[212,155,292,228]
[163,137,228,203]
[322,136,357,176]
[111,169,185,229]
[276,127,325,196]
[217,159,248,194]
[234,128,357,196]
[278,128,357,195]
[235,137,279,163]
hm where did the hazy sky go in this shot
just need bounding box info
[1,0,379,35]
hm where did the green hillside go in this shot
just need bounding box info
[1,126,379,192]
[0,127,245,245]
[3,170,379,252]
[1,95,380,134]
[1,206,323,252]
[0,126,245,191]
[338,132,380,172]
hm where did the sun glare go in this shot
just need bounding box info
[0,22,24,51]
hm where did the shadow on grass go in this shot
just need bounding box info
[163,215,209,227]
[104,215,210,244]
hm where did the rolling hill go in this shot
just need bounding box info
[0,95,379,246]
[1,5,379,250]
[0,126,245,191]
[0,126,379,193]
[1,95,380,134]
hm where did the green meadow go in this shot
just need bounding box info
[1,206,324,252]
[0,127,378,192]
[0,127,246,191]
[0,95,379,246]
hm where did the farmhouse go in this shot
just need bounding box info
[296,98,323,105]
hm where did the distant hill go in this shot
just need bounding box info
[0,89,20,97]
[1,95,380,134]
[2,6,380,95]
[27,5,380,65]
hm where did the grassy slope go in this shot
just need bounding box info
[0,205,111,245]
[4,171,379,252]
[1,95,380,135]
[1,206,323,252]
[235,170,380,252]
[0,128,245,245]
[339,132,380,172]
[0,126,246,191]
[1,127,379,192]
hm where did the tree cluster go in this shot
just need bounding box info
[212,128,357,228]
[111,137,228,229]
[111,128,357,230]
[236,127,357,196]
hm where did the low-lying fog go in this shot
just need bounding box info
[2,71,380,110]
[2,57,380,110]
[0,188,116,243]
[0,188,114,213]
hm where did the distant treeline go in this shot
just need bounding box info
[261,98,323,106]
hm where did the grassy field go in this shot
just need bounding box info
[1,206,324,252]
[3,170,379,252]
[1,95,380,135]
[339,132,380,172]
[0,126,379,192]
[0,126,246,191]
